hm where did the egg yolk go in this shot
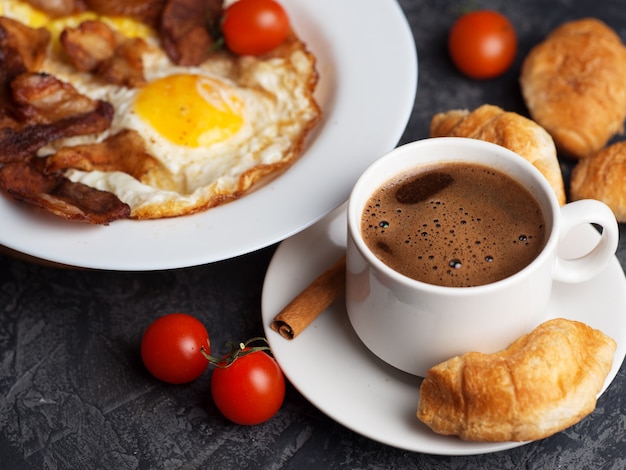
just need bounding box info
[134,74,245,148]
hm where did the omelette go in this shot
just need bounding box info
[0,0,321,220]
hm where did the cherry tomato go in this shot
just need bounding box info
[448,10,517,79]
[221,0,291,56]
[141,313,210,384]
[211,349,285,425]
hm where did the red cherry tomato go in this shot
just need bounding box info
[141,313,210,384]
[221,0,291,56]
[211,349,285,425]
[448,10,517,79]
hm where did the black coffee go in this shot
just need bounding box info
[361,162,547,287]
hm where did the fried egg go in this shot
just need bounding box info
[2,0,320,219]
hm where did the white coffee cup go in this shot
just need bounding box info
[346,137,619,376]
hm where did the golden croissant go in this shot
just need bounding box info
[417,318,616,442]
[571,140,626,222]
[520,18,626,159]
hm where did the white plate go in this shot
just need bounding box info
[261,203,626,456]
[0,0,417,270]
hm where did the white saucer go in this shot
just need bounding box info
[261,203,626,455]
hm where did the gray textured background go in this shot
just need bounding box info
[2,0,626,468]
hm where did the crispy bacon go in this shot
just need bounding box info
[0,20,126,224]
[23,0,86,18]
[0,17,51,78]
[60,21,148,88]
[84,0,167,28]
[0,100,113,163]
[12,72,104,123]
[44,129,159,180]
[159,0,223,66]
[60,20,117,72]
[0,17,51,125]
[0,158,130,224]
[97,37,148,88]
[0,71,123,222]
[0,72,114,163]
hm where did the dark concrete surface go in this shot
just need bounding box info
[2,1,626,468]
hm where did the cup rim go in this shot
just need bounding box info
[347,137,561,294]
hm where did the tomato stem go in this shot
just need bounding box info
[201,336,272,368]
[207,13,226,53]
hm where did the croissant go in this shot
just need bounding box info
[520,18,626,159]
[417,318,616,442]
[430,104,566,205]
[570,141,626,222]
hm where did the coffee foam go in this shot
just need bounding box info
[361,162,546,287]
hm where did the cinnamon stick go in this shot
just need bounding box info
[271,255,346,340]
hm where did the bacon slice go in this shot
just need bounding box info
[60,20,117,72]
[44,129,159,180]
[12,71,106,123]
[0,72,114,162]
[97,36,148,88]
[84,0,167,28]
[60,20,148,87]
[159,0,223,66]
[0,17,51,78]
[0,102,113,163]
[0,21,126,224]
[0,158,130,224]
[23,0,86,18]
[0,17,52,126]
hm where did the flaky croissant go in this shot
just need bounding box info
[570,140,626,222]
[430,104,566,205]
[520,18,626,159]
[417,318,616,442]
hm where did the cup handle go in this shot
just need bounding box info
[553,199,619,283]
